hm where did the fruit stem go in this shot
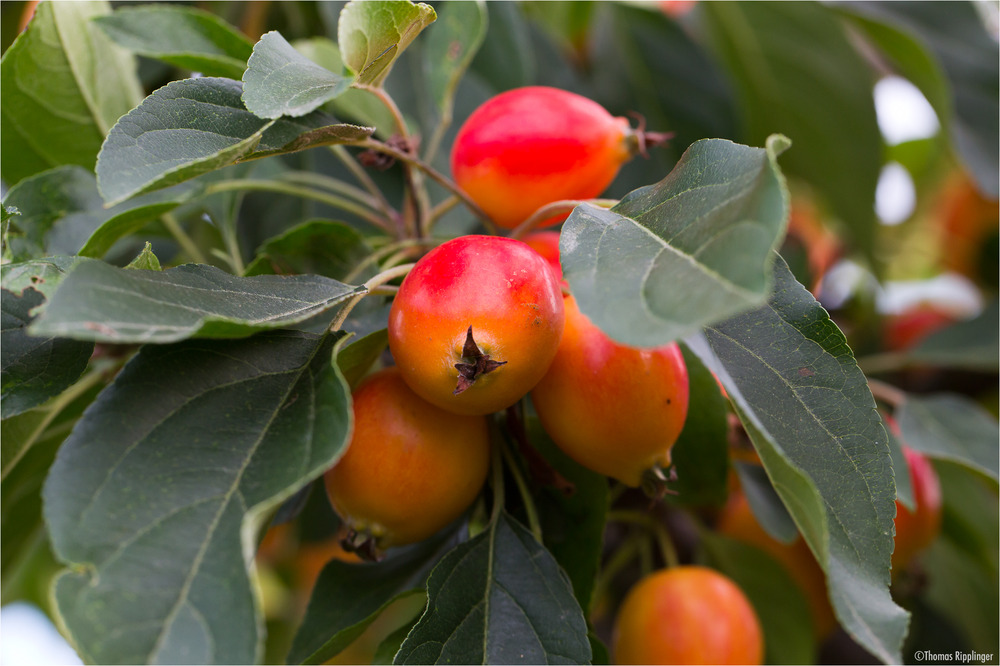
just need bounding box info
[509,199,617,240]
[868,378,907,408]
[328,263,416,333]
[489,433,505,524]
[342,238,437,284]
[501,442,544,543]
[352,138,498,234]
[328,145,399,224]
[607,510,680,569]
[161,212,209,265]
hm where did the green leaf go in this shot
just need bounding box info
[93,5,254,79]
[843,1,999,198]
[395,512,591,664]
[896,393,999,481]
[288,526,464,665]
[244,220,369,280]
[886,423,915,510]
[336,328,389,389]
[0,0,143,186]
[469,2,535,92]
[665,345,730,507]
[2,165,197,261]
[422,1,487,123]
[44,330,352,665]
[0,256,89,303]
[688,256,907,664]
[702,1,882,263]
[96,77,373,206]
[372,619,418,665]
[907,301,1000,371]
[95,77,274,206]
[525,413,608,613]
[735,461,799,544]
[700,533,817,665]
[592,4,740,168]
[242,31,354,119]
[337,0,437,87]
[562,135,790,348]
[29,261,364,344]
[125,242,162,271]
[1,287,93,419]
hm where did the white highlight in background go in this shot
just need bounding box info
[876,162,917,225]
[0,603,82,666]
[874,75,940,145]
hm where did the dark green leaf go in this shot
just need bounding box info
[336,328,389,388]
[372,619,418,665]
[94,5,254,79]
[844,1,999,198]
[95,77,373,207]
[422,1,487,123]
[592,4,739,166]
[288,526,463,665]
[30,261,363,343]
[337,0,437,87]
[701,533,817,665]
[44,330,352,665]
[0,0,143,186]
[2,166,197,261]
[1,287,93,419]
[95,77,274,206]
[934,460,999,574]
[395,512,591,665]
[908,301,1000,371]
[562,135,790,348]
[0,256,89,303]
[688,256,907,664]
[923,537,1000,653]
[886,422,915,510]
[735,462,798,544]
[244,219,369,280]
[125,242,162,271]
[525,413,608,613]
[702,1,882,262]
[665,344,729,507]
[2,378,102,578]
[469,2,535,91]
[243,31,354,119]
[897,393,999,481]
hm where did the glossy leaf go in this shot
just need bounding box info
[700,533,817,665]
[422,1,487,122]
[44,330,352,665]
[702,1,882,262]
[0,0,143,186]
[94,5,254,79]
[1,287,93,419]
[95,77,372,206]
[897,393,999,481]
[243,31,354,119]
[288,526,464,665]
[337,0,437,87]
[244,220,369,280]
[688,256,907,664]
[29,261,363,344]
[395,512,591,665]
[2,165,197,261]
[561,135,790,348]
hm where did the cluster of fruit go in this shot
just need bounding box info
[318,86,943,665]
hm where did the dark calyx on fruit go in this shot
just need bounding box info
[454,326,507,395]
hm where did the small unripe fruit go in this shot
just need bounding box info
[324,368,490,548]
[612,566,764,665]
[531,295,688,486]
[388,235,565,415]
[451,86,638,229]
